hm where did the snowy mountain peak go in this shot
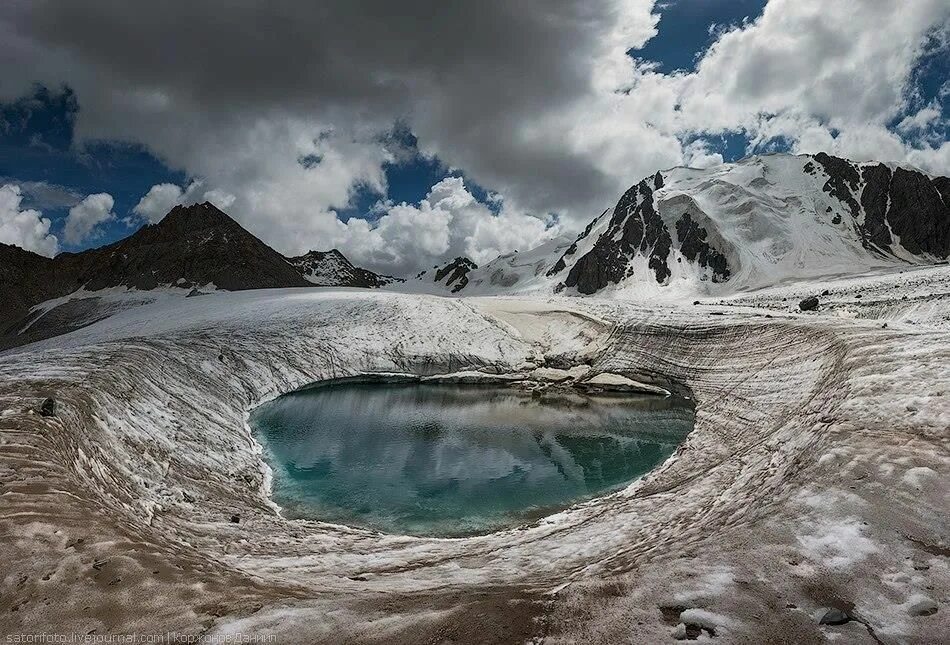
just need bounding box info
[544,153,950,296]
[288,249,402,288]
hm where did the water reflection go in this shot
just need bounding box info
[251,382,692,536]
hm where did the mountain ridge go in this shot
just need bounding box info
[415,153,949,297]
[0,202,395,326]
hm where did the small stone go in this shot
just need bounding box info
[799,296,819,312]
[230,514,241,524]
[908,597,938,617]
[821,289,830,296]
[855,293,863,299]
[818,608,850,625]
[39,398,56,417]
[882,323,888,329]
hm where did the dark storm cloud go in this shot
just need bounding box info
[1,1,649,217]
[2,0,946,271]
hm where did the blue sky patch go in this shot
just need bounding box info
[634,0,768,73]
[0,85,186,251]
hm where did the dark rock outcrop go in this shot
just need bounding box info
[561,176,672,294]
[433,257,477,293]
[817,155,950,259]
[799,296,819,311]
[859,164,893,251]
[886,168,950,257]
[814,152,861,218]
[0,243,63,330]
[675,213,730,282]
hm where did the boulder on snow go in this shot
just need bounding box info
[39,398,56,417]
[818,608,850,625]
[799,296,819,311]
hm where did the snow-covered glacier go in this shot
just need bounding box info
[1,153,948,642]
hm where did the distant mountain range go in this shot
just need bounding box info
[407,153,950,297]
[0,202,395,326]
[3,153,949,335]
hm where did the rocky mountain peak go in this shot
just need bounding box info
[288,248,402,288]
[547,153,950,296]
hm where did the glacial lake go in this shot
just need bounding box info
[250,382,693,537]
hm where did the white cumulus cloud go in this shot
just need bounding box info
[1,0,948,269]
[0,183,59,256]
[334,177,560,276]
[63,192,115,245]
[133,181,236,223]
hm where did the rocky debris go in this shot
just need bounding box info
[39,398,56,417]
[433,257,478,293]
[229,514,241,524]
[799,296,819,311]
[288,248,402,288]
[907,595,938,617]
[817,607,851,625]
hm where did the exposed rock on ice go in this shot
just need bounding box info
[579,372,670,396]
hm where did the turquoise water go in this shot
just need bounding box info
[250,382,692,536]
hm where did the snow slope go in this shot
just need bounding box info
[547,153,950,297]
[1,268,947,641]
[393,238,574,296]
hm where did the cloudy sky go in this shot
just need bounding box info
[1,0,948,275]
